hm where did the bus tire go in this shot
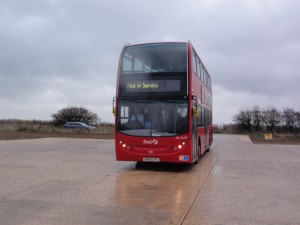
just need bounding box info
[207,133,212,152]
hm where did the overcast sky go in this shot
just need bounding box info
[1,0,299,124]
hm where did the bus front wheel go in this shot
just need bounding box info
[207,133,212,152]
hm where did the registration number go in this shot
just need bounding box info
[143,157,160,162]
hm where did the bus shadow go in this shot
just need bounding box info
[135,162,194,172]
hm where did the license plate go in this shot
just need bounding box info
[143,157,160,162]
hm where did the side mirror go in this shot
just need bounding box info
[193,107,199,118]
[112,97,116,116]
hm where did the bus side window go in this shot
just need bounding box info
[202,108,205,126]
[197,106,201,127]
[205,109,210,126]
[203,71,207,86]
[197,59,201,79]
[201,68,205,82]
[192,52,197,74]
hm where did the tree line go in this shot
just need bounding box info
[232,105,300,133]
[0,106,114,134]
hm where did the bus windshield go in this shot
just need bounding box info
[117,99,188,137]
[121,43,187,74]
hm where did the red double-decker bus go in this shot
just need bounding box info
[113,42,212,163]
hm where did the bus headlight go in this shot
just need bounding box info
[119,141,130,150]
[174,142,186,151]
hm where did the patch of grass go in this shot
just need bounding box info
[250,132,300,144]
[0,119,114,140]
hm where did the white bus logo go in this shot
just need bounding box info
[143,139,158,145]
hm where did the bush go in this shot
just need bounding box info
[51,106,98,126]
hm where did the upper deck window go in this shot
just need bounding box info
[121,43,187,74]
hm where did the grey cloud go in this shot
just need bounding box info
[0,0,300,122]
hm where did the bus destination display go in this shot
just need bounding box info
[125,80,181,93]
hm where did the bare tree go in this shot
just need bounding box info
[282,107,297,133]
[251,105,262,132]
[295,111,300,132]
[233,109,252,132]
[261,105,281,133]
